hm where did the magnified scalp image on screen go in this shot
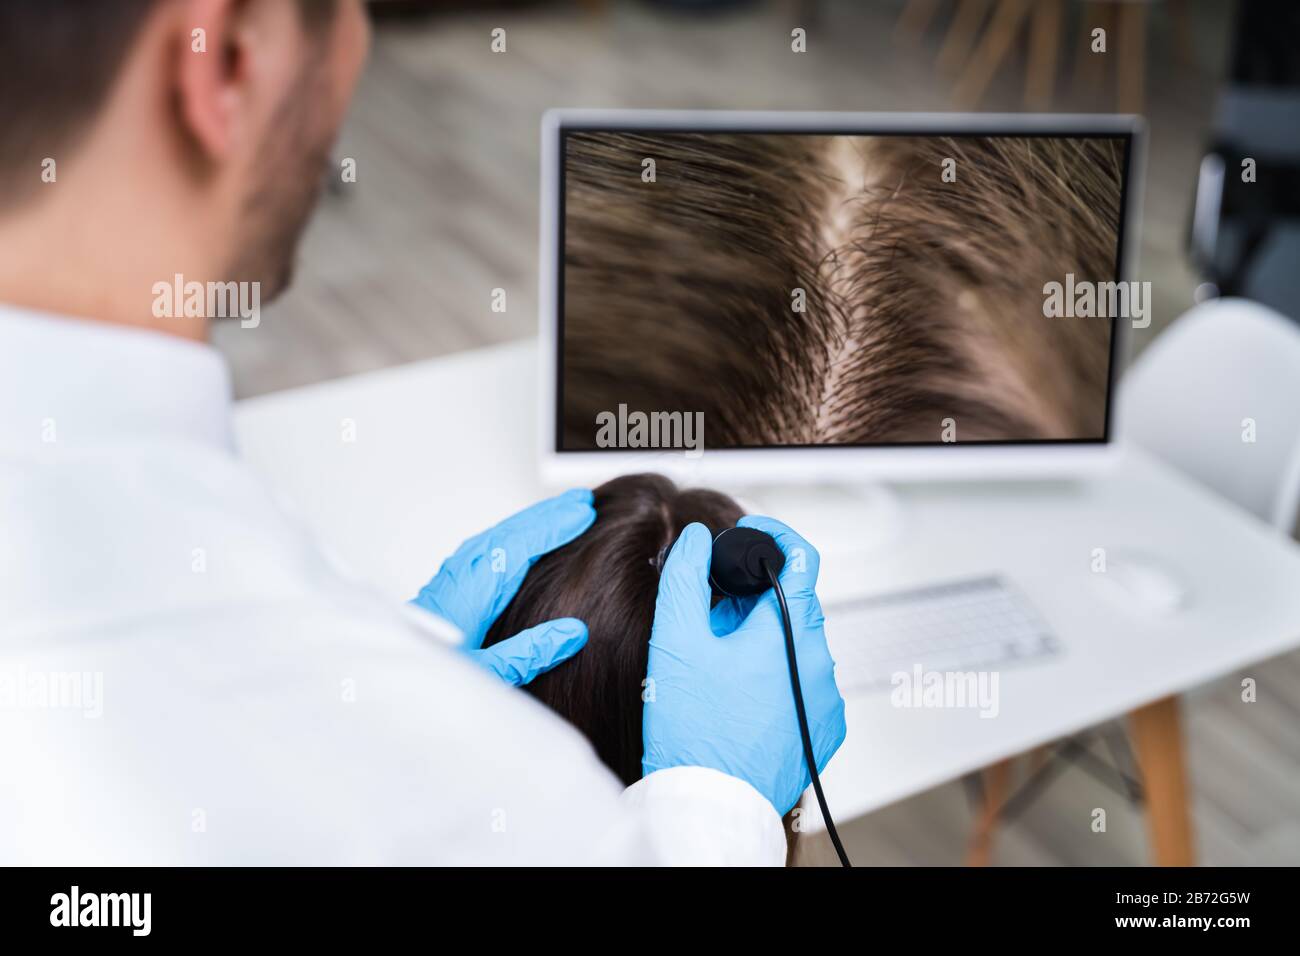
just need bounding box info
[558,130,1129,450]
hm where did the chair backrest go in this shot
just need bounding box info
[1117,297,1300,533]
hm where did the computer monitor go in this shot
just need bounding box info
[538,110,1144,485]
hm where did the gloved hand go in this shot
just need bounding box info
[641,515,847,815]
[412,489,596,687]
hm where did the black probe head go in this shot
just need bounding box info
[709,527,786,598]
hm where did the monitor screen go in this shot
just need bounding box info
[555,127,1132,453]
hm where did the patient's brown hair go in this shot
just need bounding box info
[482,473,743,786]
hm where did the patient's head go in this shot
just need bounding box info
[482,473,742,785]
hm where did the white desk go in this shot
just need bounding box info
[234,339,1300,858]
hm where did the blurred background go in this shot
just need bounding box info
[222,0,1300,865]
[219,0,1261,396]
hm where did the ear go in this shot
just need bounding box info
[173,0,257,161]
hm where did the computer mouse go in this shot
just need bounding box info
[1093,551,1190,616]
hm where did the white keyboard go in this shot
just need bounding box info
[825,576,1061,691]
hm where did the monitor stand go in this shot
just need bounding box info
[736,482,909,559]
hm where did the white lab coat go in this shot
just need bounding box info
[0,306,787,865]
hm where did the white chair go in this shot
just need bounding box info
[1118,297,1300,534]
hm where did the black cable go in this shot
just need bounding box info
[763,559,851,867]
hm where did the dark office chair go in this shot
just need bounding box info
[1189,0,1300,321]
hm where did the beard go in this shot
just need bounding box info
[226,60,337,302]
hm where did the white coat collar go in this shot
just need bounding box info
[0,303,234,453]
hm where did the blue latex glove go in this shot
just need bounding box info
[641,515,847,815]
[412,489,596,686]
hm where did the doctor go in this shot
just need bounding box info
[0,0,845,865]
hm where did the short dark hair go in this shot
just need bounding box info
[0,0,337,210]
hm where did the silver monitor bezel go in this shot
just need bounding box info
[538,109,1146,485]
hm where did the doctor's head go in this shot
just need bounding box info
[0,0,370,333]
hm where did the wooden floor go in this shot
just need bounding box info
[797,664,1300,866]
[216,0,1299,865]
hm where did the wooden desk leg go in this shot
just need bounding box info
[966,758,1014,866]
[1128,696,1196,866]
